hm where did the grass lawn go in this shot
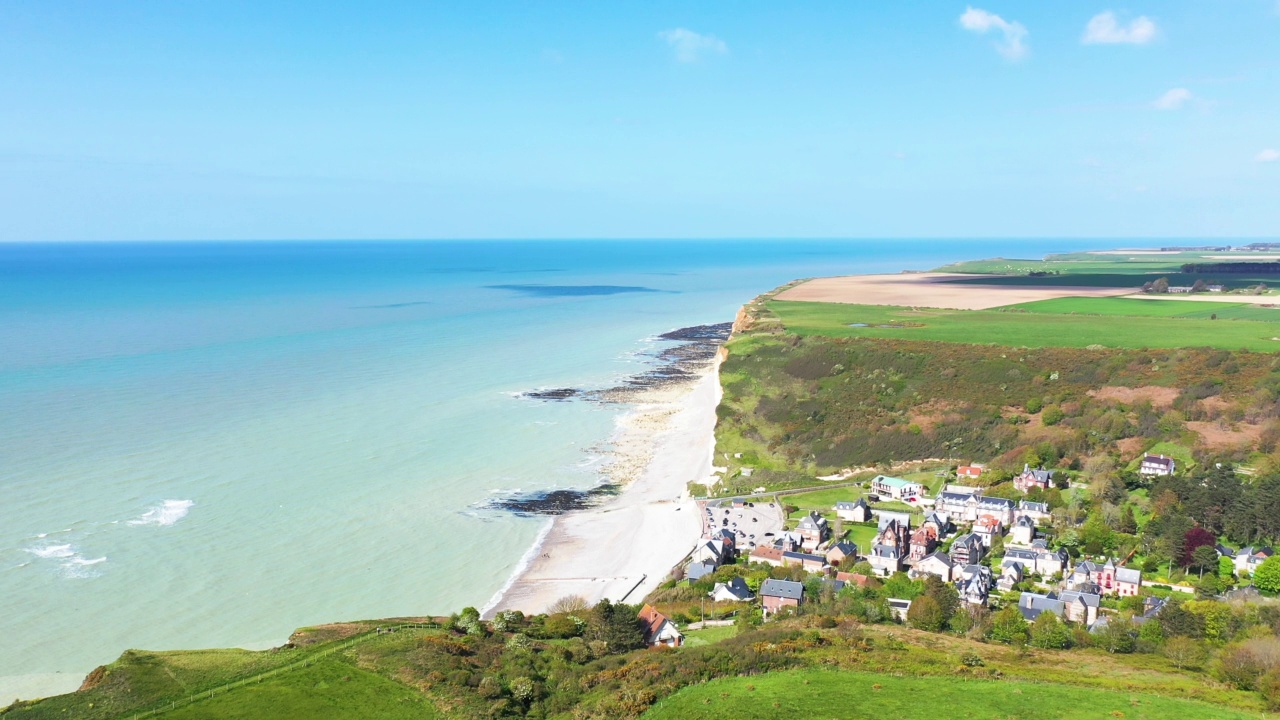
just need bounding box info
[768,300,1280,352]
[1127,442,1196,473]
[843,524,879,550]
[681,625,738,647]
[163,655,438,720]
[1004,296,1280,322]
[782,486,864,509]
[642,668,1256,720]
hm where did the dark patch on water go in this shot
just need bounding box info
[355,300,433,309]
[486,484,619,516]
[486,284,670,297]
[522,388,580,401]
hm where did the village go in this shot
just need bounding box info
[633,452,1274,649]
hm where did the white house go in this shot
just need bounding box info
[1139,454,1176,477]
[638,604,682,647]
[834,497,872,523]
[871,475,925,501]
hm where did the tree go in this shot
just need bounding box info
[1163,636,1206,670]
[1029,612,1072,649]
[988,605,1029,646]
[1196,573,1221,599]
[907,595,945,632]
[921,575,960,625]
[1118,505,1138,535]
[1191,545,1220,576]
[1096,616,1136,653]
[734,606,762,635]
[1152,277,1170,293]
[548,595,589,614]
[1042,405,1065,426]
[1181,527,1217,567]
[1254,555,1280,594]
[591,599,645,653]
[990,533,1005,558]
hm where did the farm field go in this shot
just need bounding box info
[641,669,1258,720]
[768,300,1280,352]
[1004,296,1280,322]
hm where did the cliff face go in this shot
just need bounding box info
[731,304,753,335]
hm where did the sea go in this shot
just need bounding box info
[0,238,1117,700]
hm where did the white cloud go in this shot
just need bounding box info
[1258,149,1280,163]
[1082,11,1157,44]
[1153,88,1193,110]
[657,28,728,63]
[959,7,1029,60]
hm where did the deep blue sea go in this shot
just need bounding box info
[0,239,1119,700]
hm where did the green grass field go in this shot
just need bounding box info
[1005,296,1280,322]
[163,656,438,720]
[641,669,1257,720]
[681,625,738,647]
[768,300,1280,352]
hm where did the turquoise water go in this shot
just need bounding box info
[0,239,1113,695]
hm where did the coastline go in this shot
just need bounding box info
[484,351,721,617]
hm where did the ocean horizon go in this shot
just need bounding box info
[2,238,1124,701]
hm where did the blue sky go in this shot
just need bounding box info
[1,1,1277,240]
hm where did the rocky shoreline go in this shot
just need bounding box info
[491,321,731,516]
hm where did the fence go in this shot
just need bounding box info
[125,621,439,720]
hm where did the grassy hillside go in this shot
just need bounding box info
[643,668,1257,720]
[1006,296,1280,322]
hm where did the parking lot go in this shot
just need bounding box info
[699,498,787,551]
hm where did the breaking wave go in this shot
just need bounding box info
[128,499,195,527]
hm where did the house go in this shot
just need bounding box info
[1018,500,1051,524]
[795,511,830,550]
[775,531,805,552]
[921,511,952,537]
[913,551,955,582]
[1207,284,1225,292]
[935,489,1015,524]
[1071,559,1142,597]
[974,515,1004,548]
[835,571,875,588]
[638,604,682,648]
[690,539,725,566]
[908,525,938,561]
[868,543,903,577]
[1018,592,1066,622]
[748,546,785,567]
[1009,515,1037,545]
[997,561,1023,592]
[709,577,755,603]
[871,474,926,501]
[686,561,717,581]
[1029,540,1069,577]
[950,533,985,565]
[1216,543,1237,558]
[1139,454,1177,477]
[782,550,827,572]
[957,464,984,480]
[1058,590,1101,625]
[760,578,804,617]
[876,511,913,532]
[886,598,912,621]
[956,564,994,605]
[1015,464,1055,493]
[835,498,872,523]
[1235,546,1274,576]
[826,541,858,566]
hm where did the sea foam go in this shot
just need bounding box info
[128,499,195,527]
[26,543,75,560]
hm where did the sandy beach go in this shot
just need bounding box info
[485,354,720,617]
[774,272,1136,310]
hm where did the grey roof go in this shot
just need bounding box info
[886,598,912,610]
[783,551,826,564]
[1004,548,1037,562]
[834,501,857,510]
[937,491,971,504]
[1018,592,1065,621]
[797,512,828,532]
[1022,465,1055,482]
[1031,539,1050,549]
[820,578,847,593]
[1019,500,1049,514]
[687,561,716,580]
[1015,515,1036,529]
[877,512,912,531]
[920,551,954,567]
[1142,454,1175,468]
[760,578,804,600]
[830,541,857,556]
[976,496,1015,510]
[1216,543,1236,556]
[871,544,901,559]
[1141,596,1166,619]
[714,577,754,600]
[1059,590,1101,608]
[1115,567,1142,584]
